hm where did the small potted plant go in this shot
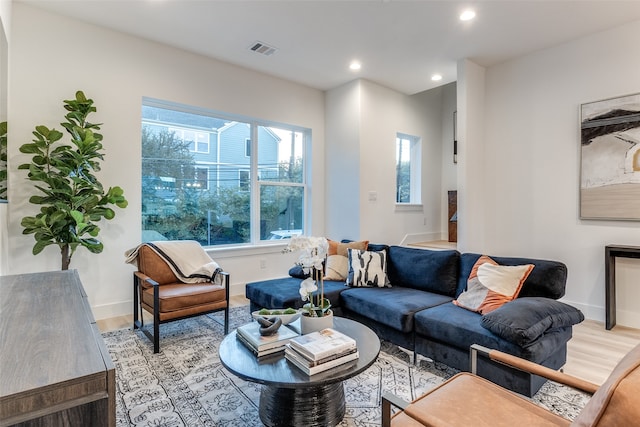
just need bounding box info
[283,235,332,334]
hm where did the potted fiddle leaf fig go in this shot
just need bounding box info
[19,91,128,270]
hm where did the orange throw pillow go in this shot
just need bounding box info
[453,255,534,314]
[327,239,369,257]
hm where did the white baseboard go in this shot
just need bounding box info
[92,300,132,321]
[399,232,443,246]
[560,298,640,329]
[92,281,247,321]
[615,308,640,329]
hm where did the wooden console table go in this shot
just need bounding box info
[605,245,640,330]
[0,270,115,426]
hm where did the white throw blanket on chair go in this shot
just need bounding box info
[125,240,222,284]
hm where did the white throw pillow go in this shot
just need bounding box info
[346,249,391,288]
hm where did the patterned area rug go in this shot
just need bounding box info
[102,307,590,426]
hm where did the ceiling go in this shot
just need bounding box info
[17,0,640,95]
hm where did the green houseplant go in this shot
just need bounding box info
[19,91,128,270]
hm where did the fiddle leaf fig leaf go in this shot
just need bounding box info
[70,210,84,224]
[33,240,50,255]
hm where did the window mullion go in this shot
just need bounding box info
[250,123,260,243]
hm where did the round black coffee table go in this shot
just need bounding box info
[219,317,380,427]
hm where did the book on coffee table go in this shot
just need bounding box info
[288,328,357,361]
[236,331,288,358]
[285,345,360,375]
[236,321,299,357]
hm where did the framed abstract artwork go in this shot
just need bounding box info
[580,93,640,220]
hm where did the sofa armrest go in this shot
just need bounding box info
[480,297,584,346]
[381,392,410,427]
[470,344,599,394]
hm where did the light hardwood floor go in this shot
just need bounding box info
[97,295,640,387]
[565,319,640,385]
[408,240,457,250]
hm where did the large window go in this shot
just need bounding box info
[141,99,308,246]
[395,133,422,204]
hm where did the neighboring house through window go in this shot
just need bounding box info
[193,167,209,190]
[141,98,308,246]
[239,170,249,191]
[169,127,210,154]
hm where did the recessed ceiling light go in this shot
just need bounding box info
[460,9,476,21]
[349,61,362,71]
[431,74,443,81]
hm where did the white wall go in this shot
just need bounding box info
[325,79,449,245]
[6,4,324,319]
[325,80,361,241]
[464,20,640,327]
[457,59,487,253]
[439,83,457,237]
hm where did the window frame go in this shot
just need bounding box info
[395,132,422,207]
[245,138,251,158]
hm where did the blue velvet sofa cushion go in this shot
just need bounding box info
[340,287,452,333]
[386,246,460,296]
[480,297,584,347]
[245,277,346,310]
[414,302,572,362]
[455,253,568,299]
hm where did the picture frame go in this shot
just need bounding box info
[580,93,640,220]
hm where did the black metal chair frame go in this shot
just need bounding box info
[133,271,230,353]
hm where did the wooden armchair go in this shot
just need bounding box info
[382,342,640,426]
[132,244,229,353]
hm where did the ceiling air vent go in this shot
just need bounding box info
[249,41,278,57]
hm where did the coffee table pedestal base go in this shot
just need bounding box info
[259,382,345,427]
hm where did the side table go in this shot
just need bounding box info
[605,245,640,330]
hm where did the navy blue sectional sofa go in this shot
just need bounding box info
[245,244,584,396]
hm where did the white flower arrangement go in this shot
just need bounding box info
[283,235,331,317]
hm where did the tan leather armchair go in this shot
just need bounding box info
[132,244,229,353]
[382,343,640,426]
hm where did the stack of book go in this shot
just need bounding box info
[236,321,299,358]
[285,328,359,375]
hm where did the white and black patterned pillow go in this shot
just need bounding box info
[346,249,391,287]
